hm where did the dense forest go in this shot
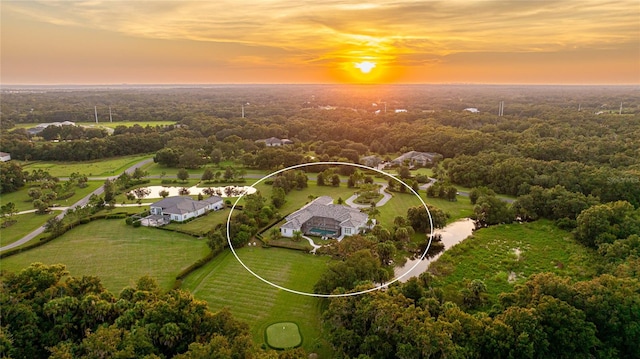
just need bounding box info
[1,85,639,358]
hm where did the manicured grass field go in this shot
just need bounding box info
[13,121,176,130]
[182,247,332,356]
[1,220,209,293]
[164,208,231,235]
[254,182,358,217]
[0,212,58,247]
[265,322,302,349]
[429,220,600,302]
[20,154,153,178]
[141,161,266,178]
[424,195,474,223]
[377,190,423,227]
[75,121,177,129]
[2,180,104,213]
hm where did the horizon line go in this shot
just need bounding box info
[2,82,639,88]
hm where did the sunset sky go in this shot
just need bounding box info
[2,1,639,85]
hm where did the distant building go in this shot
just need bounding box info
[281,196,370,239]
[27,121,76,135]
[464,108,480,113]
[0,152,11,162]
[360,155,382,168]
[395,109,408,113]
[256,137,293,147]
[390,151,440,167]
[148,195,224,224]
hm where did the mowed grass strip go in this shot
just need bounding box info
[429,220,600,300]
[20,154,153,178]
[1,220,209,293]
[183,247,332,356]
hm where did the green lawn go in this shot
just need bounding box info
[14,121,176,130]
[429,220,600,303]
[182,247,332,356]
[424,195,474,223]
[20,154,153,178]
[164,208,231,235]
[265,322,302,349]
[0,212,58,247]
[0,220,209,293]
[141,162,266,178]
[1,180,104,213]
[0,188,38,213]
[75,121,177,129]
[254,182,358,217]
[377,191,423,227]
[411,167,435,177]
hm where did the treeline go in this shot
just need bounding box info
[322,271,640,358]
[2,125,177,161]
[3,87,639,167]
[445,153,640,206]
[0,263,305,358]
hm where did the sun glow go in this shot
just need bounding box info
[355,61,376,74]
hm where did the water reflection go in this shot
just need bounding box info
[394,218,475,282]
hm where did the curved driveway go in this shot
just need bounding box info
[344,183,392,208]
[0,158,154,252]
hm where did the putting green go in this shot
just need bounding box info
[265,322,302,349]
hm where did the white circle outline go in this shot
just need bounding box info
[226,161,434,297]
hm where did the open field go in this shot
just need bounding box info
[377,190,424,226]
[19,154,153,178]
[1,220,209,293]
[429,220,600,303]
[141,161,268,177]
[0,212,58,247]
[1,180,103,213]
[411,167,435,177]
[75,121,177,129]
[182,247,332,356]
[13,121,177,130]
[424,195,474,222]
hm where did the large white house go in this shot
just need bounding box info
[256,137,294,147]
[281,196,369,239]
[390,151,440,167]
[149,195,224,223]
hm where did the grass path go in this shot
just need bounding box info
[183,247,332,356]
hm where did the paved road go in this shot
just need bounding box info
[0,158,154,252]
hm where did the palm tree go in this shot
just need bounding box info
[292,230,303,242]
[268,227,280,242]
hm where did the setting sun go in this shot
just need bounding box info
[355,61,376,74]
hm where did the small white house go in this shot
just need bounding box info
[0,152,11,162]
[149,196,223,222]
